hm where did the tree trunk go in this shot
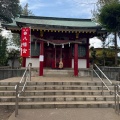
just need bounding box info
[114,32,118,66]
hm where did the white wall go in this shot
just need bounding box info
[72,59,86,68]
[26,58,87,68]
[26,58,39,68]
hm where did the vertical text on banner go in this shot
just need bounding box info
[21,27,31,57]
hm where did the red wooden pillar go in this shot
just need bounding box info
[39,41,44,76]
[86,38,90,68]
[22,57,26,67]
[74,43,78,76]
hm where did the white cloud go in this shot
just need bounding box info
[19,0,28,5]
[1,30,12,38]
[68,6,92,18]
[20,0,52,10]
[68,0,98,18]
[29,3,47,10]
[90,37,102,48]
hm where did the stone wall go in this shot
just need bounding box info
[0,69,25,80]
[94,66,120,81]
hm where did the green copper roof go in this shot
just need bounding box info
[2,15,102,30]
[14,16,100,28]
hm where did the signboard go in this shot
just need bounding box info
[39,55,44,61]
[20,27,31,57]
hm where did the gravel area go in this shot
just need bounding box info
[0,106,14,120]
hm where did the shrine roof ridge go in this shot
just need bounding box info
[19,15,92,21]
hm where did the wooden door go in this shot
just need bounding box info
[44,45,72,68]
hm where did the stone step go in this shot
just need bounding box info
[0,89,113,93]
[0,81,106,86]
[0,90,113,96]
[43,69,74,77]
[0,95,114,98]
[0,85,114,91]
[0,95,114,102]
[0,101,114,108]
[0,79,115,108]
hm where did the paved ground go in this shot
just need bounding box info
[0,76,119,83]
[8,108,120,120]
[1,76,119,86]
[0,76,94,82]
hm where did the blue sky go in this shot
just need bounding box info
[20,0,98,19]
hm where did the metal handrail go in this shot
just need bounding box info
[93,64,120,115]
[114,85,120,115]
[93,69,111,92]
[94,64,113,85]
[15,63,32,117]
[93,64,113,93]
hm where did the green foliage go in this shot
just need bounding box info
[7,49,20,68]
[7,49,20,60]
[0,0,22,23]
[90,47,96,63]
[90,47,116,66]
[0,35,8,66]
[11,3,34,47]
[98,1,120,32]
[92,0,119,22]
[96,0,120,66]
[12,33,20,47]
[98,0,119,5]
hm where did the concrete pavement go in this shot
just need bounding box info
[8,108,120,120]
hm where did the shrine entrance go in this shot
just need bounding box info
[44,44,72,68]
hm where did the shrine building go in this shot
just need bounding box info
[2,15,106,76]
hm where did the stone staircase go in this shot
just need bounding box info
[0,79,115,109]
[44,69,74,77]
[31,68,91,77]
[31,68,74,77]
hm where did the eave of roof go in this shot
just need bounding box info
[2,15,102,30]
[2,21,18,29]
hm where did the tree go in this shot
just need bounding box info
[0,35,8,66]
[90,47,97,64]
[0,0,22,23]
[12,3,34,47]
[92,0,119,22]
[98,0,119,5]
[98,1,120,66]
[7,49,20,68]
[22,3,34,16]
[12,34,21,47]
